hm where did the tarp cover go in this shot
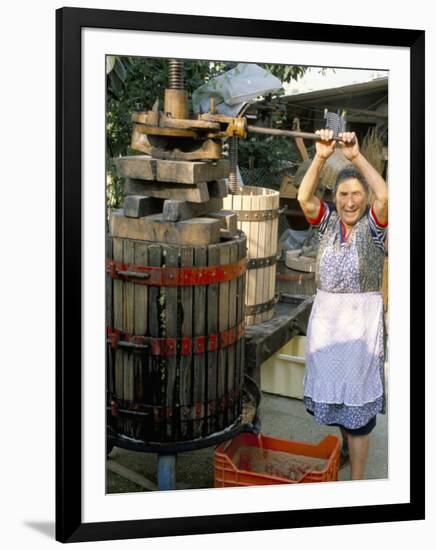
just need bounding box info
[192,63,282,117]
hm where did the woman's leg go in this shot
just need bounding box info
[347,433,370,480]
[339,427,348,443]
[339,427,349,466]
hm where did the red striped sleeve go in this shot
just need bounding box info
[370,204,388,228]
[306,200,326,225]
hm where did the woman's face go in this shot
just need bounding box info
[335,178,368,227]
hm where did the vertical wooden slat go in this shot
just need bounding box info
[240,236,247,389]
[121,350,130,435]
[114,349,124,402]
[206,243,219,434]
[252,191,260,324]
[124,351,134,402]
[106,236,115,427]
[133,241,148,415]
[123,350,129,418]
[249,192,261,324]
[217,241,230,430]
[231,197,245,409]
[240,193,252,325]
[134,241,148,335]
[123,350,134,435]
[113,238,124,331]
[227,240,238,425]
[123,239,135,335]
[269,192,279,321]
[264,190,274,322]
[112,238,124,411]
[260,192,272,323]
[164,245,179,440]
[148,244,163,440]
[132,350,144,431]
[106,236,113,329]
[148,246,162,336]
[258,189,271,323]
[121,239,135,439]
[192,245,207,438]
[133,351,144,440]
[179,246,193,439]
[235,234,246,415]
[257,190,268,324]
[107,344,115,398]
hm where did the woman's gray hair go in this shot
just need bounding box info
[334,166,369,198]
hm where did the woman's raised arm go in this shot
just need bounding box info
[297,129,336,220]
[339,131,388,225]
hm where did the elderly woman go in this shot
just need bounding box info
[297,129,388,480]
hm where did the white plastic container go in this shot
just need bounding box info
[260,335,306,400]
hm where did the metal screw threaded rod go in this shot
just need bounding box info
[228,137,239,194]
[168,59,184,90]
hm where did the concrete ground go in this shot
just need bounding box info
[106,391,388,492]
[257,392,388,482]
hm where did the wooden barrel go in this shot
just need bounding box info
[223,187,280,325]
[106,232,247,443]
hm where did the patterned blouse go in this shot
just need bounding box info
[308,201,388,293]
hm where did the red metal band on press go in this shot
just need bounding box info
[106,258,247,286]
[107,323,244,355]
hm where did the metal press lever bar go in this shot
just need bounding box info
[246,125,355,143]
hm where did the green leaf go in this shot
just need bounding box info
[106,55,116,74]
[108,71,123,97]
[114,58,127,82]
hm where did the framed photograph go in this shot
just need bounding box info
[56,7,425,543]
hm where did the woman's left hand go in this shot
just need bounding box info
[338,132,360,161]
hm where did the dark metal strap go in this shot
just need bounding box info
[106,257,246,286]
[233,209,279,222]
[245,295,278,316]
[109,389,239,422]
[247,254,277,270]
[108,400,164,422]
[107,322,245,355]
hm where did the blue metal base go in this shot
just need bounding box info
[157,454,177,491]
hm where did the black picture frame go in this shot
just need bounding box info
[56,6,425,543]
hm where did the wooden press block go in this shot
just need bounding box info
[208,179,228,199]
[115,156,155,180]
[125,178,210,203]
[115,155,230,184]
[162,197,223,222]
[123,195,163,218]
[207,210,238,239]
[130,130,152,155]
[157,159,230,184]
[109,210,222,245]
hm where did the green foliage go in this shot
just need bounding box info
[106,57,167,158]
[261,64,306,84]
[238,135,298,174]
[106,57,167,208]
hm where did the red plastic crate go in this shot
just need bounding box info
[214,432,340,487]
